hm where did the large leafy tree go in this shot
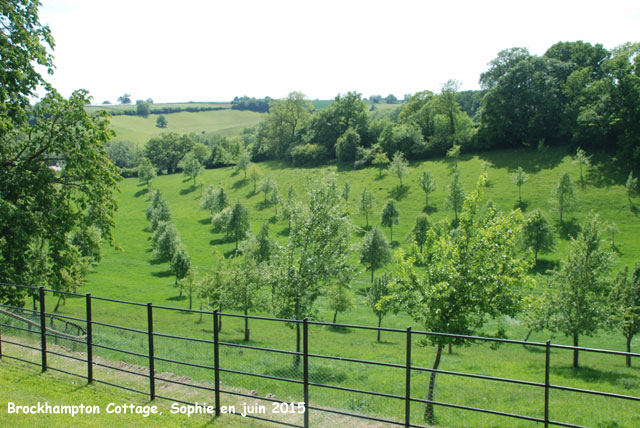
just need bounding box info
[258,91,313,159]
[1,2,120,305]
[390,174,530,423]
[144,132,194,174]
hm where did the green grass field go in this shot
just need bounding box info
[108,109,265,146]
[3,146,639,428]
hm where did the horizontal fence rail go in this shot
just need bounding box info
[0,282,638,428]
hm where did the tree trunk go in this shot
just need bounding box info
[627,335,632,368]
[448,342,452,354]
[377,315,382,342]
[390,225,393,242]
[523,329,532,342]
[371,267,374,283]
[199,302,203,323]
[244,307,250,342]
[333,310,337,324]
[519,186,522,203]
[425,192,428,206]
[54,294,63,313]
[294,323,301,368]
[424,344,443,423]
[573,333,579,368]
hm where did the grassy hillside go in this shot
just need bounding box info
[109,109,265,146]
[4,146,639,428]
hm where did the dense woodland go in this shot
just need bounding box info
[107,41,639,175]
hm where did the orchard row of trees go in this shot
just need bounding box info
[178,170,640,424]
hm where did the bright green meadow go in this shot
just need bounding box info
[3,146,639,428]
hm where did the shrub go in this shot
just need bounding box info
[290,143,328,167]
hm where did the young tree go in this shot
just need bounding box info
[372,151,390,178]
[247,164,262,193]
[137,157,156,186]
[200,185,217,213]
[153,222,179,261]
[146,191,172,231]
[342,181,351,206]
[626,171,638,203]
[254,223,275,263]
[410,213,432,253]
[389,151,410,187]
[224,202,250,252]
[381,199,400,242]
[156,115,168,128]
[544,214,615,368]
[512,166,528,204]
[368,273,394,341]
[328,270,354,324]
[225,254,263,341]
[360,226,392,283]
[358,188,374,228]
[178,270,198,310]
[179,152,203,187]
[389,174,530,423]
[213,188,229,214]
[446,144,461,168]
[269,185,281,216]
[551,172,575,224]
[171,244,191,290]
[258,175,277,202]
[521,209,555,264]
[609,264,640,367]
[573,148,591,186]
[235,145,252,179]
[280,185,299,232]
[419,170,436,207]
[267,176,352,365]
[606,222,619,249]
[445,173,465,223]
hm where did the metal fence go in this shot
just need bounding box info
[0,282,638,428]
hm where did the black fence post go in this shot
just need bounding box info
[39,287,47,372]
[303,318,309,428]
[0,318,3,359]
[544,339,551,428]
[86,294,93,384]
[405,327,412,428]
[147,303,155,400]
[213,310,220,416]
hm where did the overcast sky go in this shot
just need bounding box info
[39,0,640,104]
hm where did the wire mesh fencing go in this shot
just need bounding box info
[0,282,638,428]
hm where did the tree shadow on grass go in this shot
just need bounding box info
[551,366,638,387]
[149,257,168,265]
[513,201,529,211]
[531,259,559,275]
[134,188,149,198]
[325,325,351,334]
[256,200,271,211]
[198,217,210,225]
[422,205,438,214]
[209,238,228,246]
[167,295,187,302]
[232,179,247,190]
[389,185,409,201]
[179,185,196,195]
[478,147,566,173]
[268,365,347,384]
[557,220,581,240]
[151,269,173,278]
